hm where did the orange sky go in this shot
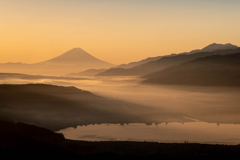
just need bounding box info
[0,0,240,65]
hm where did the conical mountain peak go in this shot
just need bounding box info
[38,48,115,68]
[68,48,86,52]
[58,48,92,58]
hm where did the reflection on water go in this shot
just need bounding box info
[57,122,240,145]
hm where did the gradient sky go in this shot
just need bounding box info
[1,0,240,65]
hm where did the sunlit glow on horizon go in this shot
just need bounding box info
[0,0,240,65]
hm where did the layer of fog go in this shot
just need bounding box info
[1,76,240,124]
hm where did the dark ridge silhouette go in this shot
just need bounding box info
[67,68,108,76]
[0,120,77,158]
[200,43,238,52]
[1,120,240,159]
[178,43,238,55]
[96,44,240,76]
[142,52,240,87]
[0,84,176,131]
[114,43,238,69]
[0,120,65,144]
[0,48,115,75]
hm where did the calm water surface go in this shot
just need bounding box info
[57,122,240,145]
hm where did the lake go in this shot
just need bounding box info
[57,122,240,145]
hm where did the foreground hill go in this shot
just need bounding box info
[0,84,178,131]
[142,52,240,87]
[97,43,240,76]
[1,120,240,159]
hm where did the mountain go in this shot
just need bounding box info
[178,43,239,55]
[0,84,154,131]
[142,52,240,86]
[111,43,236,69]
[97,43,240,76]
[0,48,115,76]
[36,48,115,68]
[201,43,238,52]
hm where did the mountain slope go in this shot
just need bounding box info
[0,48,115,75]
[114,43,238,70]
[97,46,240,76]
[178,43,238,55]
[36,48,115,68]
[142,52,240,86]
[0,84,153,131]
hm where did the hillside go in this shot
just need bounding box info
[0,84,157,131]
[36,48,114,68]
[142,52,240,87]
[97,46,240,76]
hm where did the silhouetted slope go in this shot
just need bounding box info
[0,84,152,131]
[142,52,240,86]
[114,43,238,70]
[178,43,238,55]
[0,120,78,158]
[201,43,238,52]
[36,48,115,68]
[97,47,240,76]
[0,120,65,144]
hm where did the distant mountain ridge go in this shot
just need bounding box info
[36,48,115,68]
[142,52,240,87]
[0,48,115,75]
[178,43,238,55]
[97,43,239,76]
[111,43,239,70]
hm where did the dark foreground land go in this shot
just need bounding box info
[1,120,240,159]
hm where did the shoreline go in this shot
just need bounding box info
[1,120,240,159]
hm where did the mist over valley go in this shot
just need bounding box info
[1,43,240,157]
